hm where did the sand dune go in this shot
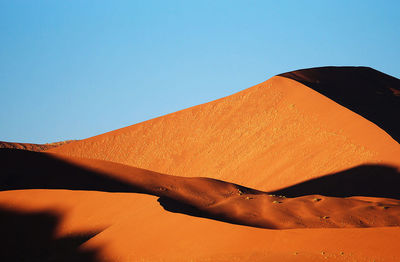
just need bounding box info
[2,67,400,261]
[1,148,399,230]
[47,67,400,192]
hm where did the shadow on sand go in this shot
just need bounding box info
[0,148,142,193]
[270,164,400,199]
[0,207,101,262]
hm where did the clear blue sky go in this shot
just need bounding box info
[1,1,399,143]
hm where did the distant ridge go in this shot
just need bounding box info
[279,66,400,143]
[0,140,77,152]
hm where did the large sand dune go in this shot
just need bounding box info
[47,67,400,192]
[1,66,400,261]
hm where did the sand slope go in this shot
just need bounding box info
[1,189,400,262]
[48,67,400,192]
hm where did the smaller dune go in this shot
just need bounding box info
[1,148,399,230]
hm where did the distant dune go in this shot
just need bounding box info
[0,140,77,152]
[1,67,400,261]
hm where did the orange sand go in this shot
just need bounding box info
[1,188,399,261]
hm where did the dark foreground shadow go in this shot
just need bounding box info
[0,207,101,262]
[157,197,259,228]
[270,164,400,199]
[279,66,400,143]
[0,148,141,193]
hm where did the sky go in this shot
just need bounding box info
[1,1,399,143]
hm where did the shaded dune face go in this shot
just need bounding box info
[279,66,400,143]
[270,164,400,200]
[2,149,399,230]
